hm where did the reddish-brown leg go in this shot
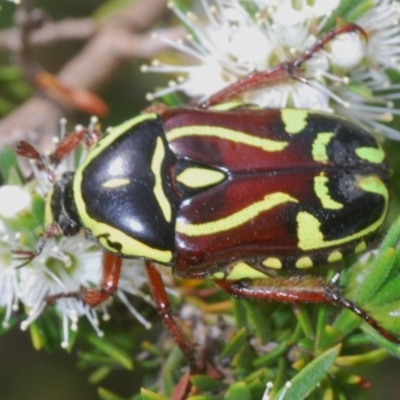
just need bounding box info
[12,223,59,267]
[145,261,198,369]
[50,127,101,165]
[47,251,122,306]
[200,23,367,108]
[16,127,101,171]
[214,275,400,344]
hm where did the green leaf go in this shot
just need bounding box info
[140,388,168,400]
[378,215,400,252]
[351,248,396,304]
[88,335,133,370]
[191,375,226,392]
[367,273,400,307]
[0,146,23,184]
[253,340,288,368]
[224,382,251,400]
[360,324,400,357]
[89,366,112,384]
[220,327,247,359]
[29,314,60,352]
[98,387,126,400]
[336,348,388,366]
[273,344,341,400]
[346,82,373,100]
[324,0,373,30]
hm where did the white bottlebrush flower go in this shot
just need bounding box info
[144,0,400,139]
[18,237,104,347]
[18,236,153,348]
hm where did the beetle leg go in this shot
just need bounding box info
[46,251,122,306]
[80,251,122,306]
[145,261,199,370]
[49,126,102,165]
[214,275,400,344]
[12,222,58,268]
[200,23,367,108]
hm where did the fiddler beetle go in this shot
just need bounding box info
[14,23,395,370]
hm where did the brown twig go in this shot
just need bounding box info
[0,0,183,150]
[0,19,97,50]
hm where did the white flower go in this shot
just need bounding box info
[0,224,21,329]
[0,186,31,219]
[0,117,154,347]
[18,236,152,348]
[144,0,400,139]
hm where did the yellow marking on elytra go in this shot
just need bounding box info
[312,132,334,163]
[209,101,244,111]
[297,174,388,251]
[281,109,308,134]
[328,250,343,263]
[166,126,289,152]
[295,256,313,269]
[226,262,268,280]
[213,271,225,279]
[176,167,226,188]
[355,146,385,164]
[102,178,130,188]
[151,137,172,222]
[262,258,282,269]
[93,222,173,263]
[355,241,367,253]
[176,192,298,236]
[314,175,343,210]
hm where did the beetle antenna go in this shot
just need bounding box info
[16,141,56,183]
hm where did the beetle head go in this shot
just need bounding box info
[45,172,82,236]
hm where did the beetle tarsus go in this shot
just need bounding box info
[200,23,367,107]
[323,286,400,344]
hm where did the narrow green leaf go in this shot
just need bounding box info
[191,374,226,392]
[332,310,361,339]
[367,298,400,334]
[89,366,111,384]
[293,305,313,339]
[98,387,125,400]
[344,0,375,22]
[140,388,168,400]
[353,248,396,304]
[220,327,247,359]
[336,348,388,366]
[88,335,133,370]
[253,341,288,368]
[379,216,400,252]
[274,345,341,400]
[368,273,400,306]
[360,324,400,357]
[324,0,373,30]
[243,301,269,342]
[162,345,185,396]
[0,147,23,184]
[225,382,251,400]
[232,298,247,328]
